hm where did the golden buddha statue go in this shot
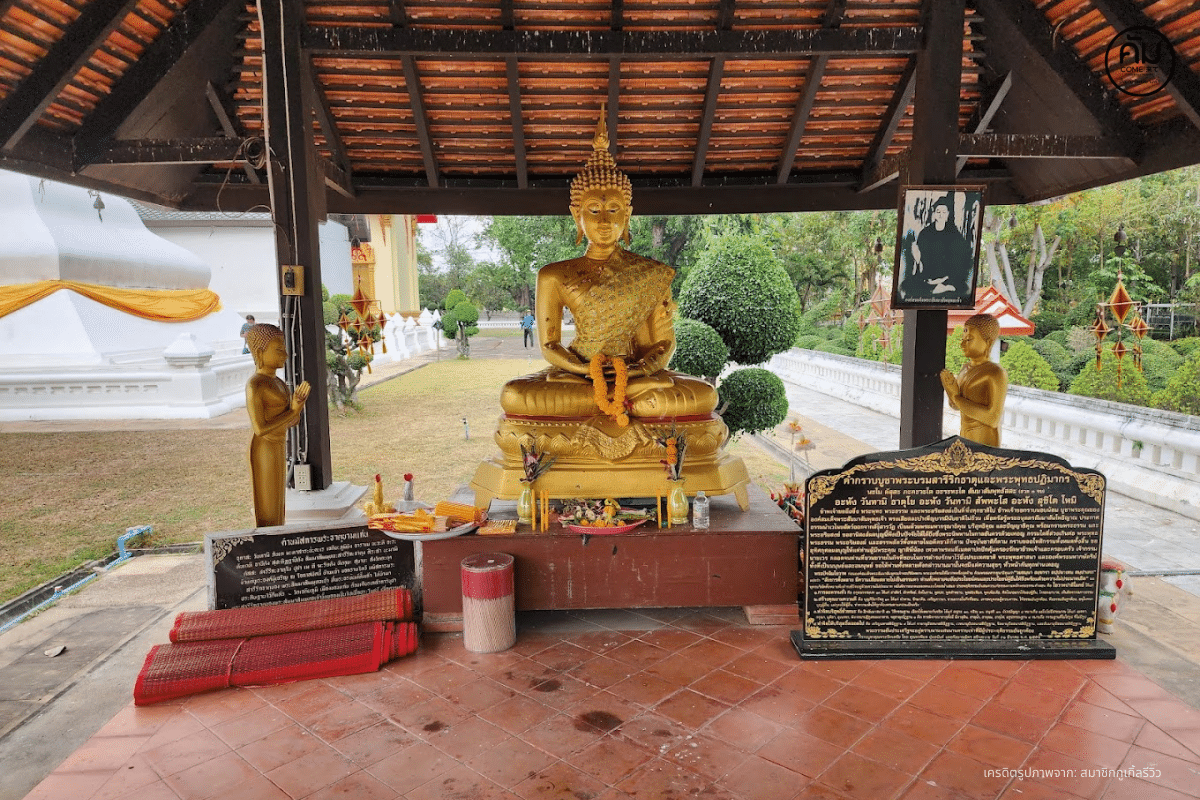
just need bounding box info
[245,323,311,527]
[940,313,1007,447]
[472,112,749,509]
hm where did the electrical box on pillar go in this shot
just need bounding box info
[281,265,305,296]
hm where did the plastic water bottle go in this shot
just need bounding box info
[693,490,710,529]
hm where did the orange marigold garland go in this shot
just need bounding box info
[588,354,630,427]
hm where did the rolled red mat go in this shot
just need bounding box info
[135,621,419,706]
[169,588,414,642]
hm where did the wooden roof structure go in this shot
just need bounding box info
[1,0,1199,216]
[3,0,1199,491]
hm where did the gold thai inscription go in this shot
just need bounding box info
[805,440,1105,641]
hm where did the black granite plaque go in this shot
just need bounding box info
[793,437,1114,659]
[205,521,415,609]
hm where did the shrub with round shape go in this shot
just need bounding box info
[718,367,789,439]
[670,318,729,378]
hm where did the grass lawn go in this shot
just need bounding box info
[0,355,789,603]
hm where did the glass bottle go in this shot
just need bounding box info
[692,490,710,529]
[667,480,689,526]
[517,481,534,526]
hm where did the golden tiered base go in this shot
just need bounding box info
[469,412,751,510]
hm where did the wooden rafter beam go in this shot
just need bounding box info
[387,0,406,26]
[958,133,1131,159]
[89,137,245,164]
[692,55,725,187]
[0,0,140,151]
[693,1,734,186]
[859,148,909,193]
[506,58,528,189]
[956,71,1012,174]
[205,81,260,184]
[1088,0,1200,130]
[776,55,828,184]
[322,158,355,199]
[72,0,235,168]
[304,57,352,177]
[607,59,620,153]
[500,0,514,29]
[856,57,916,191]
[401,56,439,188]
[612,0,624,30]
[977,0,1143,158]
[303,26,921,58]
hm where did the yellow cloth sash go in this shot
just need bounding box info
[0,280,221,322]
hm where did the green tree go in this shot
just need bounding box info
[678,233,801,366]
[1152,348,1200,415]
[1068,345,1152,406]
[1030,337,1072,389]
[717,368,789,439]
[1000,340,1059,391]
[481,215,579,309]
[669,318,729,380]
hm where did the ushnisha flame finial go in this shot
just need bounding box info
[569,103,632,209]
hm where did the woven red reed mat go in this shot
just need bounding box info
[169,588,413,642]
[134,621,418,705]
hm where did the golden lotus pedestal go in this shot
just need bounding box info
[469,413,751,510]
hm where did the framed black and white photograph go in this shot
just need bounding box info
[892,185,985,309]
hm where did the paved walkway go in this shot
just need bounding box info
[2,335,1199,800]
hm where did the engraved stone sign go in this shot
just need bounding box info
[793,437,1114,659]
[206,520,415,609]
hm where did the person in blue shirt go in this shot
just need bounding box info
[520,309,535,348]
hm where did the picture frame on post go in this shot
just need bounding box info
[891,185,986,309]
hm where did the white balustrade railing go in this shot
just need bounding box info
[769,348,1200,521]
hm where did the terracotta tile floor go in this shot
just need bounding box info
[24,609,1200,800]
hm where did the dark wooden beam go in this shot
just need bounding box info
[387,0,407,26]
[692,56,725,187]
[304,57,352,175]
[607,59,621,155]
[506,58,528,189]
[958,133,1131,159]
[181,166,1019,216]
[900,0,966,450]
[857,57,916,191]
[612,0,624,30]
[822,0,848,27]
[500,0,515,30]
[257,0,333,489]
[977,0,1143,158]
[776,55,828,184]
[303,25,921,58]
[859,148,909,193]
[0,0,140,151]
[956,71,1012,174]
[715,0,736,31]
[1088,0,1200,129]
[206,81,260,184]
[322,158,355,199]
[401,56,439,188]
[71,0,235,168]
[89,137,244,164]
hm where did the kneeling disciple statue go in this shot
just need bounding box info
[940,313,1007,447]
[245,324,310,527]
[471,111,748,508]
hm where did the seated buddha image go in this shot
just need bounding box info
[499,121,717,423]
[473,111,749,508]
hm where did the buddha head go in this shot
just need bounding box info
[570,109,633,247]
[246,323,287,370]
[960,313,999,361]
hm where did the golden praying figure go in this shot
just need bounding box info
[245,323,310,527]
[940,313,1007,447]
[471,110,748,508]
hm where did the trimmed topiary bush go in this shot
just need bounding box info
[678,234,801,366]
[1068,345,1152,406]
[795,334,825,350]
[1000,340,1059,391]
[1030,337,1071,389]
[1170,337,1200,359]
[669,318,729,379]
[1029,310,1066,339]
[717,367,789,439]
[1139,338,1183,394]
[1152,348,1200,415]
[441,299,480,340]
